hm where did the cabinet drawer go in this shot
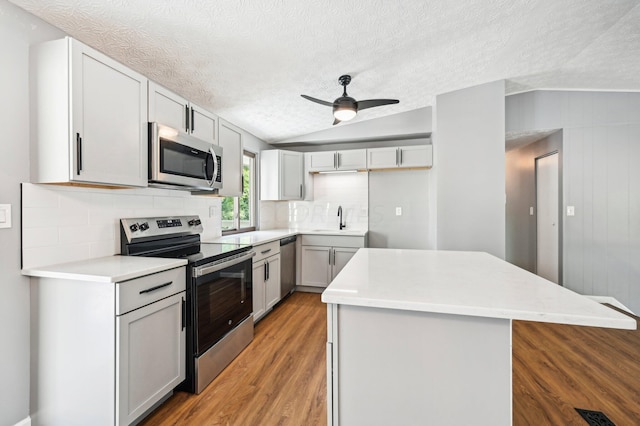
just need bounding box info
[254,241,280,262]
[116,267,186,315]
[301,235,365,248]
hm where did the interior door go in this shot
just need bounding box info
[536,152,559,283]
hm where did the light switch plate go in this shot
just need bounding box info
[529,207,534,216]
[0,204,11,229]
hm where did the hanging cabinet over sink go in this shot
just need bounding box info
[30,37,148,187]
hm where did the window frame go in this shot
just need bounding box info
[221,150,257,235]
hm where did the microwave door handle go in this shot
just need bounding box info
[210,147,219,188]
[202,149,216,187]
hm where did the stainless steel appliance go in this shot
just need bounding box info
[120,215,254,394]
[149,122,223,191]
[280,236,296,298]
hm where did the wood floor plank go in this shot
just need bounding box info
[142,294,640,426]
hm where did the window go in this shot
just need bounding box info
[222,151,256,233]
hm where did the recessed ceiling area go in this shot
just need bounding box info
[7,0,640,143]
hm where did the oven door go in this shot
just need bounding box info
[149,122,222,190]
[192,252,254,356]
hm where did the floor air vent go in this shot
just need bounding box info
[575,408,616,426]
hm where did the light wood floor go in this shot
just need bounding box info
[142,293,640,426]
[141,292,327,426]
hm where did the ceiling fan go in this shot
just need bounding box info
[301,75,399,125]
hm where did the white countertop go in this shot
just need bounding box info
[22,256,187,283]
[322,249,636,330]
[205,228,368,246]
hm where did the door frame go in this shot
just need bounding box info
[535,150,563,285]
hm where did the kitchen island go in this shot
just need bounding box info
[321,249,636,425]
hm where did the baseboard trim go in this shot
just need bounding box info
[587,296,637,316]
[14,416,31,426]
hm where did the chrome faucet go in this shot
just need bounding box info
[337,206,346,230]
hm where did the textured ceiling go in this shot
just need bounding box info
[7,0,640,143]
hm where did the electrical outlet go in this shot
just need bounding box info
[0,204,11,229]
[567,206,575,216]
[395,207,402,216]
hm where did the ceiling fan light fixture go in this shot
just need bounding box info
[333,106,357,122]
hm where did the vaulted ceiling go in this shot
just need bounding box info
[8,0,640,143]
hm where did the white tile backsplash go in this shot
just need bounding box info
[260,172,369,231]
[22,183,222,269]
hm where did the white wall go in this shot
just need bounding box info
[369,169,433,249]
[0,2,64,425]
[260,173,369,231]
[435,81,506,258]
[22,184,222,269]
[276,107,431,144]
[507,90,640,313]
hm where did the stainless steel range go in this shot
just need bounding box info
[120,215,255,394]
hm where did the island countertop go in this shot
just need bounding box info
[321,249,636,330]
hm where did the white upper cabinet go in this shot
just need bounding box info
[189,103,218,145]
[367,145,433,169]
[218,120,243,197]
[148,82,217,145]
[31,37,148,187]
[307,149,367,172]
[261,150,304,200]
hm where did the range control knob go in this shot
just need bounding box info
[188,219,196,226]
[194,219,202,226]
[139,222,150,231]
[129,223,139,232]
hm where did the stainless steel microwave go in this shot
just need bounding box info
[149,122,223,191]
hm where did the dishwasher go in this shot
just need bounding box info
[280,236,297,298]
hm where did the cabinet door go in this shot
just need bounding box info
[218,121,243,197]
[190,102,217,145]
[332,247,359,280]
[337,149,367,170]
[280,151,304,200]
[148,82,188,133]
[252,261,266,322]
[265,255,281,310]
[71,39,148,187]
[367,147,398,169]
[301,246,332,287]
[116,292,185,426]
[398,145,433,168]
[308,151,337,172]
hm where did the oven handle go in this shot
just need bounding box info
[193,250,256,277]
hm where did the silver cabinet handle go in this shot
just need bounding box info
[261,248,272,254]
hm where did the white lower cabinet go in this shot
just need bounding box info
[116,292,185,426]
[252,241,281,322]
[300,235,365,288]
[31,265,186,425]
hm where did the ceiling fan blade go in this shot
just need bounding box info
[333,118,341,126]
[301,94,334,107]
[356,99,399,111]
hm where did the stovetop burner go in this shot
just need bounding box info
[119,215,252,264]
